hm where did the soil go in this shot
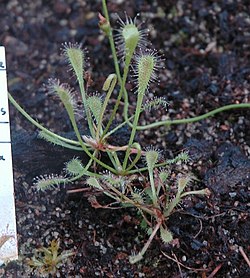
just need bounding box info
[0,0,250,277]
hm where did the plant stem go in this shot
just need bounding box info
[97,74,117,140]
[102,115,134,140]
[164,193,181,218]
[123,91,144,170]
[102,0,122,87]
[129,221,161,263]
[78,78,95,138]
[135,103,250,130]
[140,221,161,257]
[124,143,141,172]
[8,93,81,146]
[148,169,157,206]
[101,0,125,134]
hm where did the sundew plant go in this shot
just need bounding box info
[8,0,250,263]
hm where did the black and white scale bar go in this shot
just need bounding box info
[0,46,18,264]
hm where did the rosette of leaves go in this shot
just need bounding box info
[27,239,74,275]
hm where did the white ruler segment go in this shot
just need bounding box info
[0,46,18,264]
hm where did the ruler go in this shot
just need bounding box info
[0,46,18,264]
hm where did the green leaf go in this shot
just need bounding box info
[34,174,67,191]
[48,79,76,113]
[62,43,84,84]
[140,219,148,230]
[145,147,161,172]
[160,226,173,244]
[86,177,102,190]
[64,158,84,176]
[131,190,145,205]
[117,15,142,60]
[38,131,82,150]
[86,95,103,124]
[137,52,156,95]
[166,151,190,165]
[177,175,192,194]
[159,169,169,183]
[143,96,168,111]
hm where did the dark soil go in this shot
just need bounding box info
[1,0,249,277]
